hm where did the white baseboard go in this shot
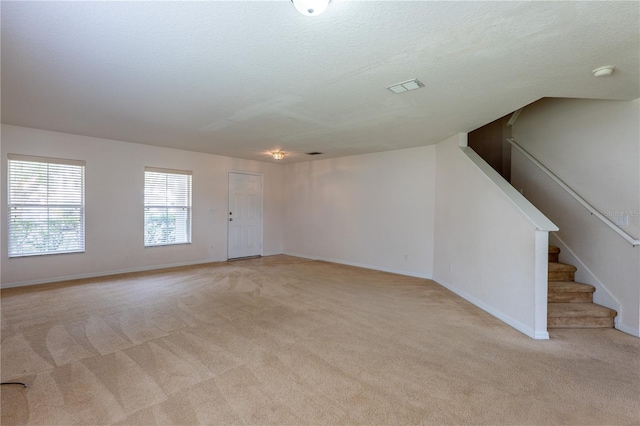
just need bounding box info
[284,252,549,339]
[1,258,223,289]
[435,276,549,340]
[282,252,432,279]
[615,322,640,338]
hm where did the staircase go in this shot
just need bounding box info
[547,246,617,328]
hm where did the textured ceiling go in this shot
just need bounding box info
[2,1,639,163]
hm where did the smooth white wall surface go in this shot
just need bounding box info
[511,98,640,336]
[283,146,436,278]
[0,128,2,284]
[1,125,284,287]
[433,134,550,339]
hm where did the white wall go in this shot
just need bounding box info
[0,127,2,285]
[433,134,554,339]
[511,98,640,336]
[1,125,284,287]
[283,146,436,278]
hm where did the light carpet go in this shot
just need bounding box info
[1,255,638,425]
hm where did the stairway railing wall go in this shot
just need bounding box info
[507,137,640,247]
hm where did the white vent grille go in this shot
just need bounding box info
[387,79,424,94]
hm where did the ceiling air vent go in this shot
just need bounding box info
[386,78,424,94]
[306,152,323,155]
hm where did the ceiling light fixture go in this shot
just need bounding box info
[272,151,285,160]
[387,79,425,94]
[592,65,615,77]
[291,0,330,17]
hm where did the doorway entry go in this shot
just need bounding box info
[227,172,263,259]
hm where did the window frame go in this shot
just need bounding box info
[7,154,86,258]
[143,167,193,247]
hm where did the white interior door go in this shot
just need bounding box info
[228,172,263,259]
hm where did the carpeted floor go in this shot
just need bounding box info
[1,255,639,425]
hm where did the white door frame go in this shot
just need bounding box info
[227,171,264,259]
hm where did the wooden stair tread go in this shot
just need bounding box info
[548,262,577,272]
[548,303,617,318]
[548,282,595,293]
[548,246,560,254]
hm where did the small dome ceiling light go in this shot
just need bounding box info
[592,65,615,77]
[272,151,285,160]
[291,0,331,16]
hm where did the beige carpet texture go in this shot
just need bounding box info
[1,256,639,425]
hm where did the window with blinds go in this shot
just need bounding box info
[8,154,85,257]
[144,167,192,247]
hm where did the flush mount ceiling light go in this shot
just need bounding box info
[272,151,285,160]
[592,65,615,77]
[387,79,425,94]
[291,0,331,16]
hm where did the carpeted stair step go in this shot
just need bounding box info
[548,303,616,328]
[548,262,577,282]
[548,281,595,303]
[548,245,560,263]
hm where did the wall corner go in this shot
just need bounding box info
[458,133,468,147]
[534,230,550,339]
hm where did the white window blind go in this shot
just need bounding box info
[144,167,192,247]
[8,154,85,257]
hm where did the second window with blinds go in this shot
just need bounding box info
[144,167,192,247]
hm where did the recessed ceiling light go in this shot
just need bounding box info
[387,79,424,94]
[592,65,615,77]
